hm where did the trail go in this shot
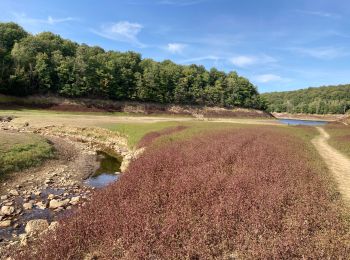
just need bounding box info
[312,127,350,202]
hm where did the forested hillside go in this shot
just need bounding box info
[0,22,266,109]
[262,84,350,114]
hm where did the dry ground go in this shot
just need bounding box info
[312,127,350,203]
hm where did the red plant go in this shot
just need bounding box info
[13,128,350,259]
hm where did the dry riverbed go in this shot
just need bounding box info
[0,119,142,254]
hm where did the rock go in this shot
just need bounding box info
[70,196,80,205]
[23,202,33,210]
[1,206,15,215]
[1,195,8,200]
[45,179,53,184]
[49,199,70,209]
[35,201,47,210]
[19,234,28,246]
[48,194,55,200]
[9,190,19,196]
[0,220,11,228]
[34,191,42,196]
[48,221,59,231]
[25,219,49,234]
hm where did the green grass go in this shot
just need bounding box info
[106,121,258,148]
[105,121,182,148]
[326,123,350,158]
[0,132,54,175]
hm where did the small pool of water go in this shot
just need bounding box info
[278,118,328,126]
[84,151,122,188]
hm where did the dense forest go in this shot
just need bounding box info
[0,22,266,109]
[262,84,350,114]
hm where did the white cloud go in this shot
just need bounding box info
[230,54,276,68]
[13,12,76,26]
[296,10,341,19]
[180,55,220,64]
[254,74,282,83]
[291,47,346,59]
[93,21,145,47]
[157,0,206,6]
[230,56,257,67]
[166,43,187,54]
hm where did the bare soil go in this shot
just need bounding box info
[312,127,350,203]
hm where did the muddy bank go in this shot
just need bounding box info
[0,94,273,118]
[272,112,346,122]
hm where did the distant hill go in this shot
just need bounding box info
[262,84,350,114]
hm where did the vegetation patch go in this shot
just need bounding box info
[16,127,350,259]
[0,132,54,175]
[326,123,350,158]
[137,125,188,148]
[106,121,182,148]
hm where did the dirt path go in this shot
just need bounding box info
[312,127,350,202]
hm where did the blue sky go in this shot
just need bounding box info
[1,0,350,93]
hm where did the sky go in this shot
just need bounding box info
[1,0,350,93]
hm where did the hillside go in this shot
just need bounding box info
[0,22,266,110]
[262,84,350,114]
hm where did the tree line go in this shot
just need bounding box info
[0,22,266,109]
[262,84,350,114]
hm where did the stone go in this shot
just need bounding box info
[1,195,8,200]
[48,221,59,231]
[48,194,55,200]
[70,196,80,205]
[0,220,11,228]
[25,219,49,234]
[9,190,19,196]
[35,201,47,210]
[23,202,33,210]
[34,191,41,196]
[1,206,15,215]
[49,199,70,209]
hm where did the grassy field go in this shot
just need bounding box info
[326,123,350,158]
[0,132,54,175]
[17,123,350,259]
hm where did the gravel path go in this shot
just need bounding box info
[312,127,350,203]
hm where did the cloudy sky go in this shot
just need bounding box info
[1,0,350,92]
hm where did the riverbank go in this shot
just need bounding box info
[0,120,141,252]
[272,112,347,122]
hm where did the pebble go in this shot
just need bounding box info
[49,199,70,209]
[0,220,11,228]
[9,190,19,196]
[70,196,80,205]
[23,202,33,210]
[25,219,49,235]
[1,206,15,216]
[35,201,47,210]
[1,195,8,200]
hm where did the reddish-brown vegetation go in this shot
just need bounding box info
[15,128,350,259]
[137,125,188,148]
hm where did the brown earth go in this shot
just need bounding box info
[312,127,350,203]
[0,94,273,118]
[273,112,347,121]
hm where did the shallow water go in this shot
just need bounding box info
[84,151,122,188]
[278,119,328,126]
